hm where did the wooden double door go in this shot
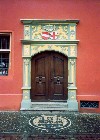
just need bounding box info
[31,51,68,101]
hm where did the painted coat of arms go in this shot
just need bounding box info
[31,24,69,40]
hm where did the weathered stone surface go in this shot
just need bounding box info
[0,111,100,139]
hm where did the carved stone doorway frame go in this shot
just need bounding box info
[20,19,79,111]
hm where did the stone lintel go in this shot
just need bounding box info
[21,39,79,45]
[20,19,80,24]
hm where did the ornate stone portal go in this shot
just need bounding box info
[20,19,79,110]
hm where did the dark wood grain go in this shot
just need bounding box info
[31,51,68,101]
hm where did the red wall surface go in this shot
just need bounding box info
[0,0,100,112]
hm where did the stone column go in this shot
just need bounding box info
[21,58,31,110]
[67,58,78,111]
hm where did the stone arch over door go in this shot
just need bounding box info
[20,19,79,110]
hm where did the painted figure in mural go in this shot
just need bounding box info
[57,25,68,39]
[32,25,42,39]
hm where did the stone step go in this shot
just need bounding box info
[31,102,68,110]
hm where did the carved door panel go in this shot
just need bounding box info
[31,51,68,101]
[31,52,49,101]
[50,52,68,101]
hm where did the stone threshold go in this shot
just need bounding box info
[30,102,68,110]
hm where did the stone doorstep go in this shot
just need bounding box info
[31,102,68,110]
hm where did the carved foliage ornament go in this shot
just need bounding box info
[31,45,68,56]
[24,24,76,40]
[23,45,77,58]
[24,45,30,56]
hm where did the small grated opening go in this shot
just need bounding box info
[80,101,99,108]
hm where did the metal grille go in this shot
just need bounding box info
[80,101,99,108]
[0,53,9,75]
[0,34,10,76]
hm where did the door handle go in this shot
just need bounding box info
[50,77,53,81]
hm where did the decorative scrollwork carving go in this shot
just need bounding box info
[35,76,46,84]
[54,76,63,85]
[24,45,30,56]
[32,26,36,31]
[70,59,75,65]
[57,25,68,39]
[31,45,68,57]
[64,26,68,31]
[70,26,75,40]
[24,25,30,39]
[70,46,76,57]
[43,25,56,32]
[24,59,30,64]
[23,90,29,94]
[32,25,42,39]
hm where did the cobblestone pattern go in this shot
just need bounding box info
[0,135,100,140]
[0,111,100,138]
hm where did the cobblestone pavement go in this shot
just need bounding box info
[0,111,100,140]
[0,135,100,140]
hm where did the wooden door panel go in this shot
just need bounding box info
[31,51,68,101]
[35,58,46,96]
[31,54,48,101]
[54,84,63,94]
[50,53,67,100]
[35,84,46,96]
[53,56,64,76]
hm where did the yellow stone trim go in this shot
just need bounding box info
[25,64,28,86]
[70,46,75,57]
[57,25,68,39]
[70,26,75,31]
[70,26,75,40]
[70,59,75,85]
[23,90,29,94]
[31,45,68,57]
[24,25,30,39]
[24,59,30,87]
[70,35,75,40]
[32,25,42,39]
[24,96,28,99]
[24,45,30,56]
[71,95,75,100]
